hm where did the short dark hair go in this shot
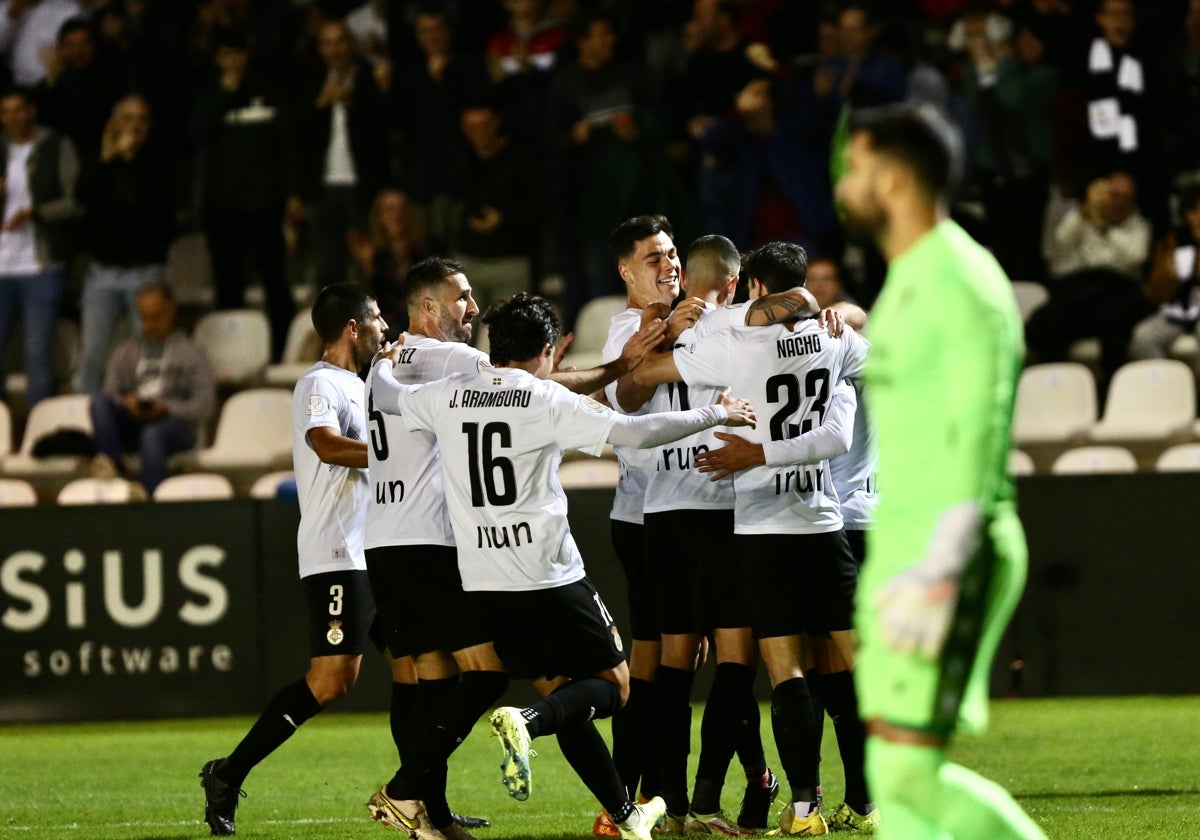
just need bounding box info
[404,256,467,308]
[481,293,560,365]
[312,282,373,343]
[0,86,34,106]
[57,16,92,45]
[686,234,741,280]
[744,242,809,294]
[609,214,674,265]
[849,103,964,202]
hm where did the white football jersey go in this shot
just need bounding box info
[364,333,489,549]
[673,320,868,534]
[390,364,617,592]
[602,307,653,524]
[830,379,877,530]
[643,301,737,513]
[293,362,369,577]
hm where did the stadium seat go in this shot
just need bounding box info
[1012,363,1097,445]
[561,295,627,371]
[1051,446,1138,475]
[193,309,271,386]
[1155,443,1200,472]
[1090,359,1196,443]
[264,308,320,387]
[1169,333,1200,367]
[249,470,295,499]
[1008,449,1035,476]
[558,458,619,489]
[1010,281,1048,323]
[0,477,37,506]
[194,388,292,471]
[1068,338,1101,366]
[57,477,146,505]
[2,394,92,478]
[152,473,235,502]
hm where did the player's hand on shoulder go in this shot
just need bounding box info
[373,337,404,367]
[817,307,844,338]
[667,296,706,340]
[619,319,667,370]
[640,301,670,327]
[717,392,756,428]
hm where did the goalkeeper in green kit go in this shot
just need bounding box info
[835,104,1046,839]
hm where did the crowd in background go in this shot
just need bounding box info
[0,0,1198,410]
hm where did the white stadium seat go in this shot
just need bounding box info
[195,388,292,471]
[1068,338,1101,366]
[1155,443,1200,472]
[1010,281,1048,323]
[561,295,627,371]
[1008,449,1036,476]
[152,473,235,502]
[1012,363,1097,445]
[1051,446,1138,475]
[250,470,296,499]
[0,399,11,459]
[194,309,271,386]
[2,394,92,478]
[57,477,146,505]
[1090,359,1196,443]
[558,458,619,489]
[264,308,320,387]
[0,477,37,506]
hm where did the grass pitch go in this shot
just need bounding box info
[1,696,1197,838]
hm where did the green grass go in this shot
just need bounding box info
[1,697,1198,838]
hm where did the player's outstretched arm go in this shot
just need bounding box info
[606,397,756,449]
[306,426,368,468]
[551,319,667,395]
[370,353,421,416]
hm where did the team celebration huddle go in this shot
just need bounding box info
[199,106,1045,840]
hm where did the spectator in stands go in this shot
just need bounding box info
[1026,170,1153,391]
[485,0,570,148]
[394,6,486,250]
[76,94,173,396]
[545,12,650,314]
[683,0,766,248]
[0,0,82,87]
[814,4,906,112]
[193,27,299,360]
[804,257,855,309]
[345,0,388,69]
[89,281,215,494]
[300,18,389,287]
[347,186,427,336]
[450,102,537,317]
[0,86,82,408]
[960,13,1059,283]
[1129,185,1200,365]
[1081,0,1145,179]
[32,17,121,162]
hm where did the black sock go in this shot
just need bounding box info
[770,677,820,804]
[390,681,420,764]
[557,719,631,817]
[222,678,322,787]
[522,677,621,739]
[693,662,755,813]
[387,670,510,800]
[807,670,825,790]
[612,677,651,799]
[653,665,694,816]
[734,671,765,777]
[822,670,871,813]
[409,675,458,824]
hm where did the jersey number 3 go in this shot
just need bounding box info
[462,422,516,507]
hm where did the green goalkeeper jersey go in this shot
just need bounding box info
[862,219,1024,584]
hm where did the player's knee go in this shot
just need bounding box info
[307,666,360,704]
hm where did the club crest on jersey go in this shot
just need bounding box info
[327,620,344,645]
[580,396,606,414]
[611,627,624,653]
[307,394,330,416]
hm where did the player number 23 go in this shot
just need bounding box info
[766,369,830,441]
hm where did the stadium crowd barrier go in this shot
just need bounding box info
[1,479,1195,723]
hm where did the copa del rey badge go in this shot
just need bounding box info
[327,620,344,646]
